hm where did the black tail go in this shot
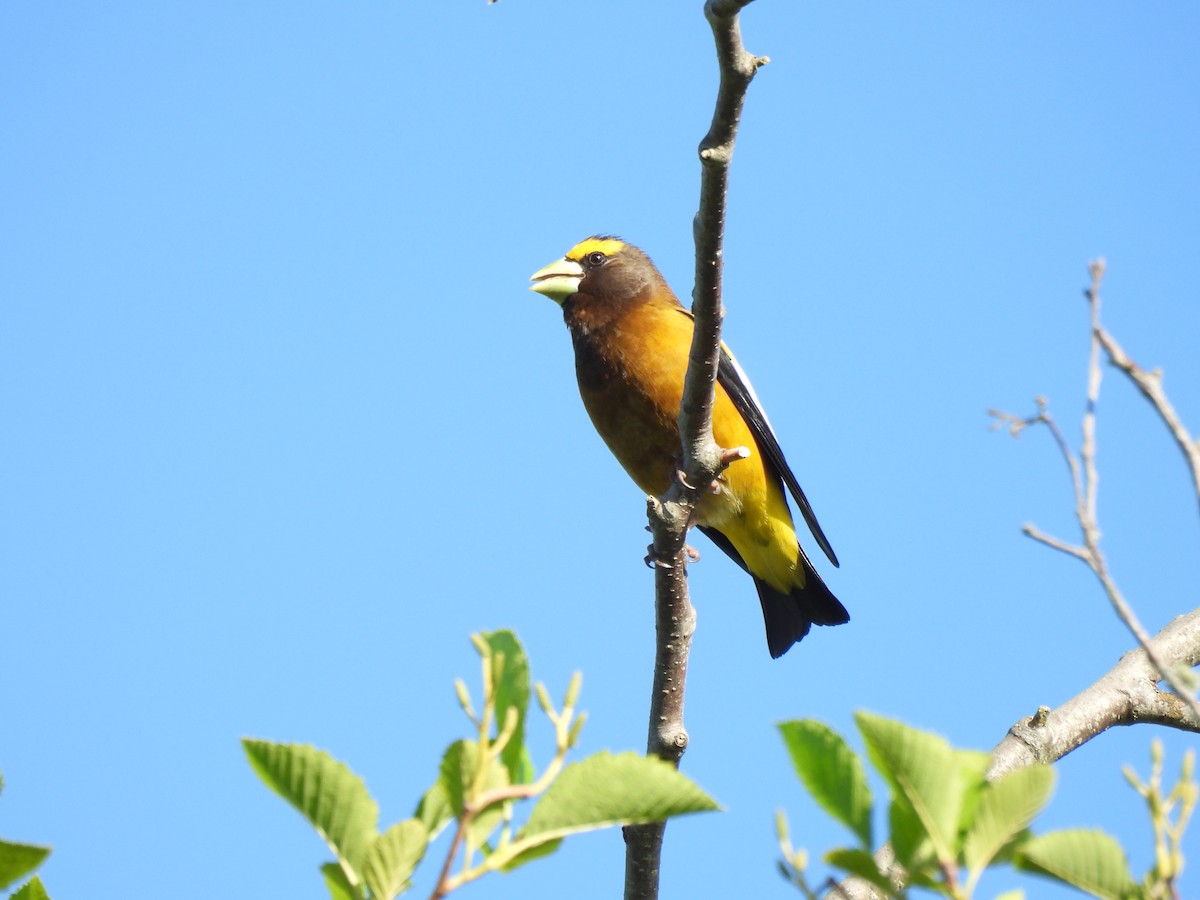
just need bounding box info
[754,565,849,658]
[698,526,849,659]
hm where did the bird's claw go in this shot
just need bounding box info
[644,545,675,570]
[644,544,701,569]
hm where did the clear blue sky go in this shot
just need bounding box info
[3,3,1198,898]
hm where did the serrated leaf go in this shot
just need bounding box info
[10,875,49,900]
[1014,829,1136,900]
[963,765,1055,880]
[778,720,873,848]
[363,819,427,900]
[481,630,530,786]
[856,712,967,869]
[824,847,892,891]
[320,862,360,900]
[0,840,51,891]
[485,751,717,869]
[243,739,379,886]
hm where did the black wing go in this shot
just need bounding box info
[716,341,840,568]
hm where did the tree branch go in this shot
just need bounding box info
[622,3,766,899]
[990,260,1200,721]
[832,263,1200,899]
[989,609,1200,777]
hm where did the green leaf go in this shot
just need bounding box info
[823,848,892,891]
[320,862,360,900]
[481,630,531,786]
[363,819,427,900]
[993,891,1025,900]
[778,720,873,848]
[438,740,503,816]
[436,740,511,848]
[1014,829,1136,899]
[491,752,717,868]
[954,749,993,833]
[497,837,563,873]
[963,765,1055,880]
[886,792,936,874]
[415,780,453,840]
[521,751,717,838]
[856,712,968,869]
[0,840,51,891]
[10,875,49,900]
[243,739,380,886]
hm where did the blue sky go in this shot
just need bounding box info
[3,3,1198,898]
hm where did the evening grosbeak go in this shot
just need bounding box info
[530,237,848,658]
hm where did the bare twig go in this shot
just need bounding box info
[1094,320,1200,518]
[622,3,765,899]
[835,265,1200,900]
[989,260,1200,720]
[1021,523,1089,561]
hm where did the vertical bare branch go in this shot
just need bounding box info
[623,3,766,899]
[991,260,1200,721]
[685,0,769,477]
[1083,259,1105,526]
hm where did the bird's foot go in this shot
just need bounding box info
[643,544,701,569]
[644,545,674,570]
[674,447,749,495]
[674,468,697,491]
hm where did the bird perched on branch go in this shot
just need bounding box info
[529,236,848,658]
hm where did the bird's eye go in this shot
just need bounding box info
[586,251,608,267]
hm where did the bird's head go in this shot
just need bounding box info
[529,236,661,306]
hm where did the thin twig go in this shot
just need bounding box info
[1021,523,1089,561]
[1083,260,1104,527]
[1094,321,1200,518]
[1078,262,1200,719]
[990,261,1200,721]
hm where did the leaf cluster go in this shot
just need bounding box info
[244,629,718,899]
[777,715,1194,900]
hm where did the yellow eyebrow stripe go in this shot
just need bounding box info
[566,237,626,260]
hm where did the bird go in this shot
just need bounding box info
[529,236,848,658]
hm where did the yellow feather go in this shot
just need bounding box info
[566,236,627,260]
